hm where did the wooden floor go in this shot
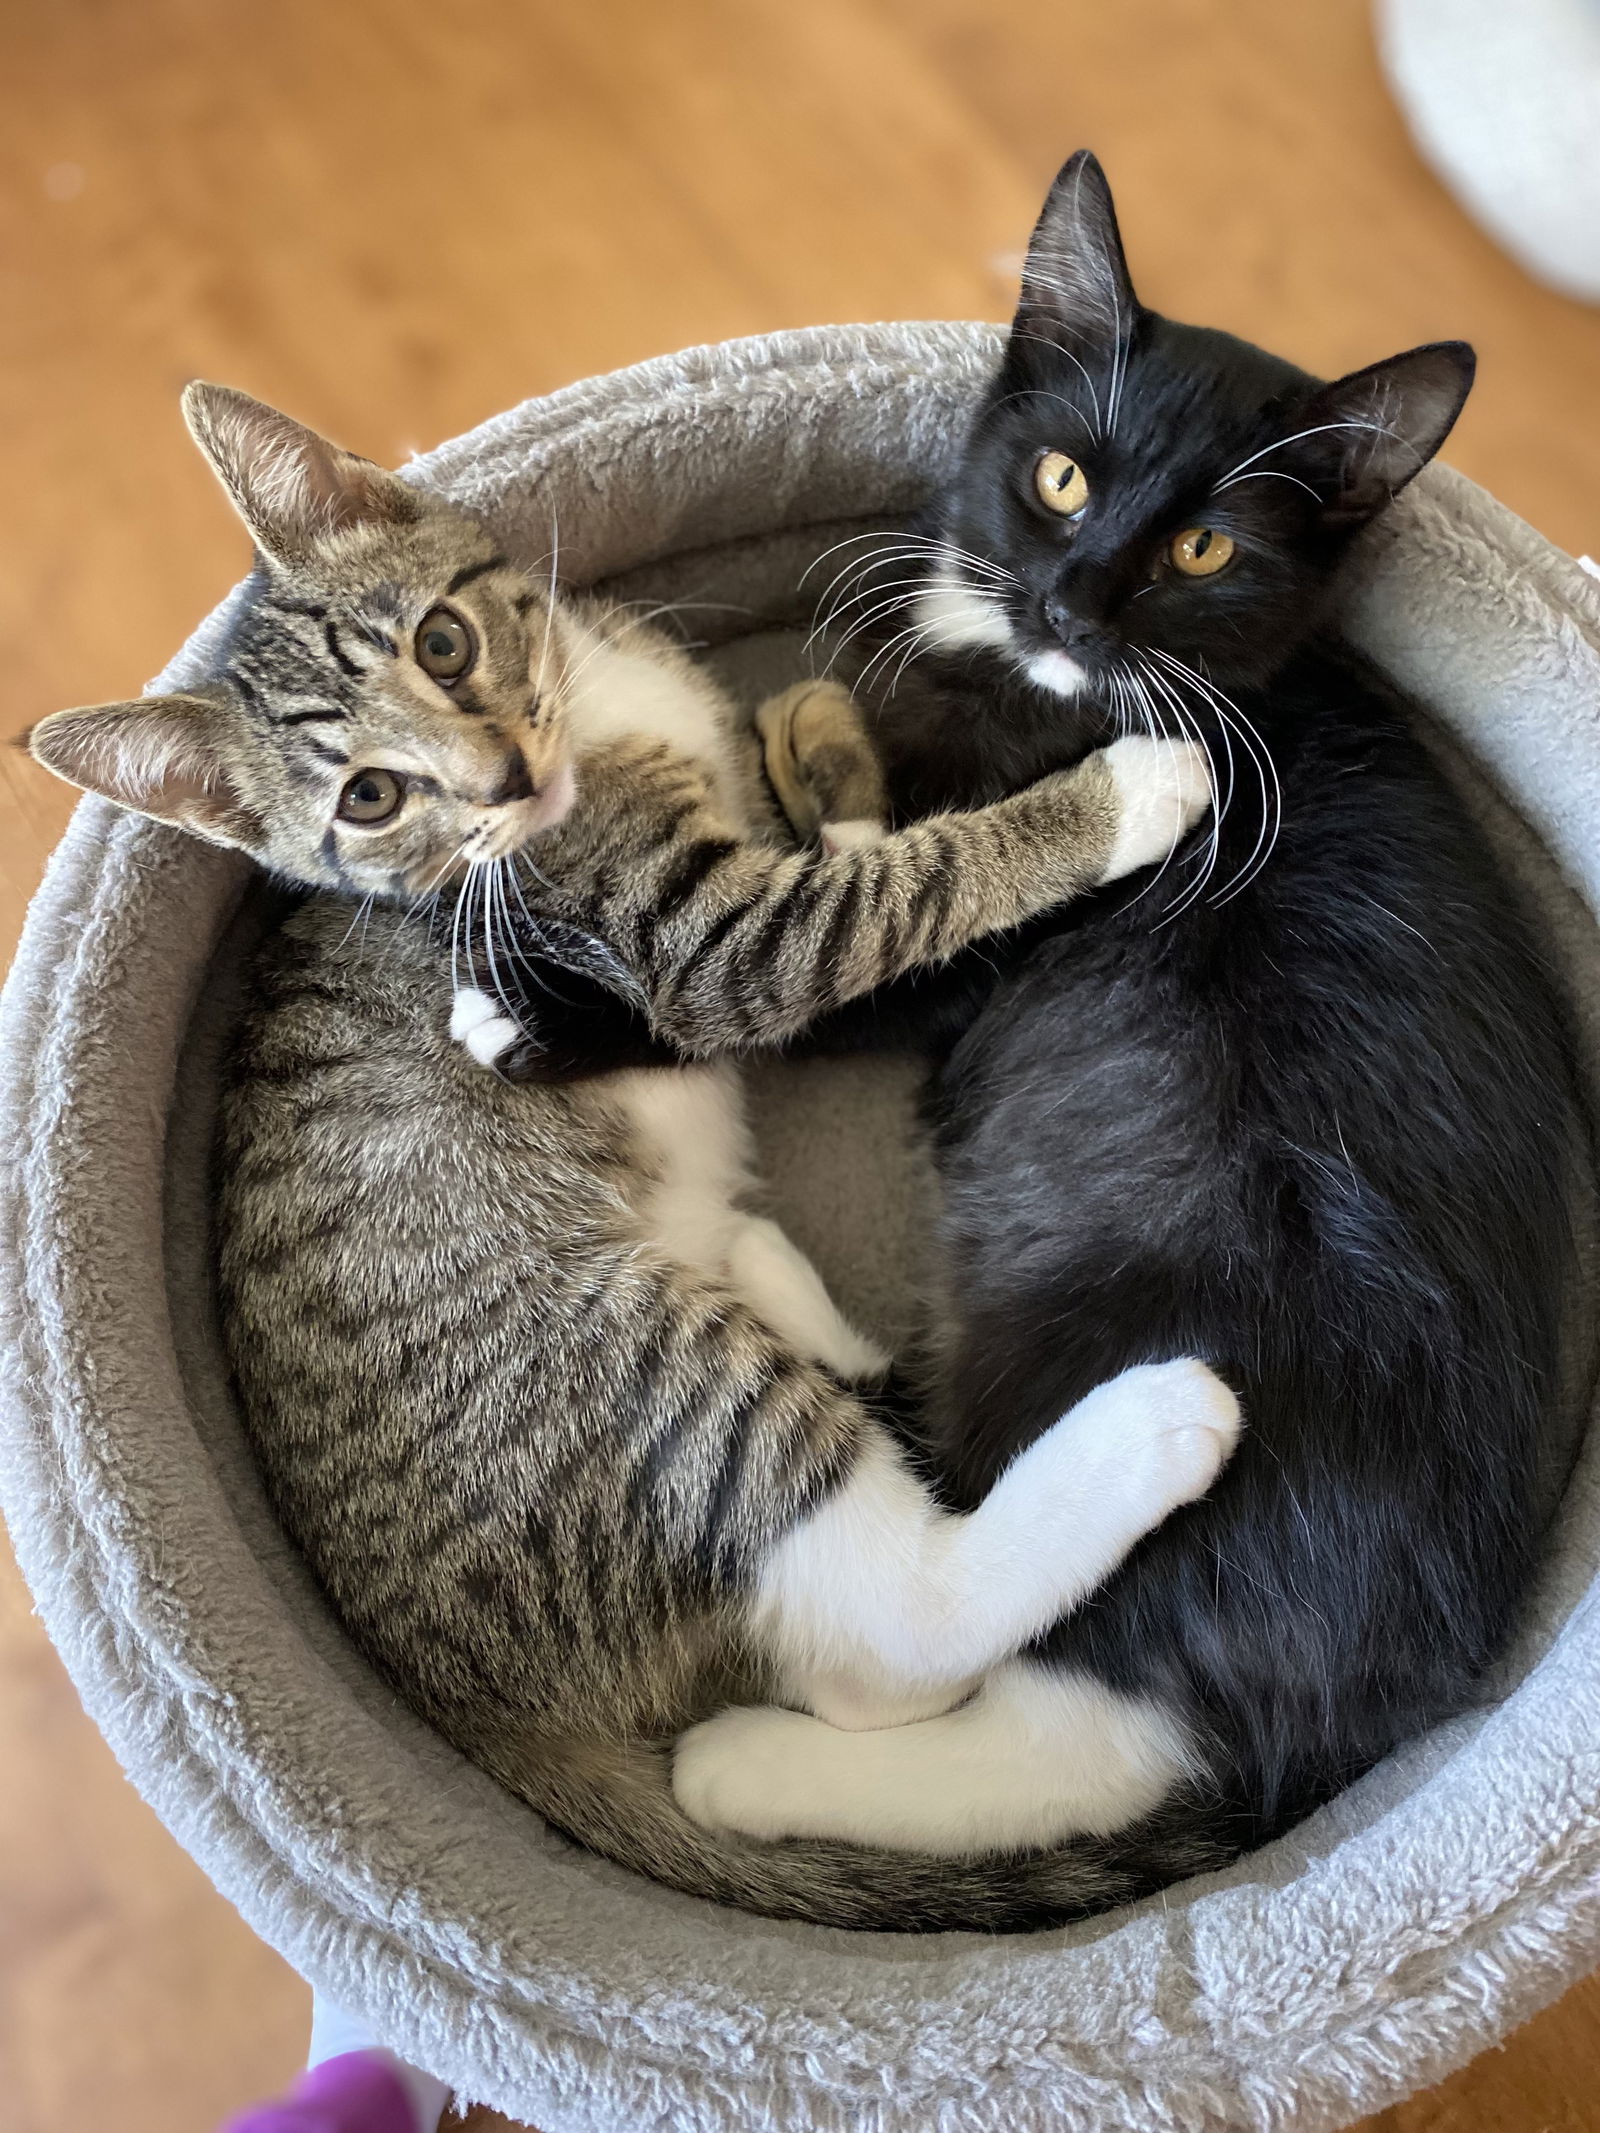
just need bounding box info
[2,1,1598,2126]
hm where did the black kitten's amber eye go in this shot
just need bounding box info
[414,605,475,683]
[1035,450,1090,518]
[1170,527,1235,577]
[336,767,406,825]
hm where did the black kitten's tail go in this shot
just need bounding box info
[489,1730,1237,1932]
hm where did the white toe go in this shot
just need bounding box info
[821,817,887,854]
[450,987,500,1040]
[463,1015,521,1067]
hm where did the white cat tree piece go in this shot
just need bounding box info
[3,324,1600,2132]
[1380,0,1600,302]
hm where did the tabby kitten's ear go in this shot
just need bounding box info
[182,382,422,569]
[1014,149,1138,372]
[25,689,262,851]
[1285,343,1476,528]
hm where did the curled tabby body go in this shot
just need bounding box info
[28,385,1234,1928]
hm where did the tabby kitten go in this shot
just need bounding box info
[28,384,1234,1929]
[670,154,1583,1880]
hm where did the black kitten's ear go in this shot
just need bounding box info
[183,382,422,568]
[24,688,263,851]
[1291,343,1475,528]
[1014,150,1138,365]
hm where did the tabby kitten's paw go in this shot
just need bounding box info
[819,817,888,855]
[449,987,522,1069]
[673,1703,832,1841]
[1097,736,1213,885]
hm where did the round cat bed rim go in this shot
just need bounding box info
[2,322,1599,2132]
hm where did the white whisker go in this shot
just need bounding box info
[1009,328,1105,441]
[482,857,514,1021]
[1111,667,1198,913]
[1216,469,1322,502]
[988,384,1097,442]
[855,614,945,694]
[532,509,561,707]
[1149,647,1282,902]
[1132,656,1226,919]
[1214,418,1410,493]
[332,890,377,955]
[802,527,1015,590]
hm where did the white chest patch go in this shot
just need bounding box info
[565,630,749,824]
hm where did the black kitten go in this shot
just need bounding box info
[807,152,1586,1869]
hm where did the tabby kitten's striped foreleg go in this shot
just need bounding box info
[474,720,1209,1068]
[756,680,889,853]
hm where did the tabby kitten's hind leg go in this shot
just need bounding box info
[673,1659,1197,1856]
[756,681,888,854]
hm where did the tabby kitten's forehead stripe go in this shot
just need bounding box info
[446,554,512,595]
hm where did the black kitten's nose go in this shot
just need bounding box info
[487,752,537,806]
[1043,597,1107,655]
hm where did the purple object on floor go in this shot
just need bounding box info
[223,2051,420,2133]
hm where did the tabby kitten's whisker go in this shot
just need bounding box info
[450,858,487,1003]
[556,618,632,699]
[333,890,378,956]
[532,512,562,706]
[614,597,756,643]
[485,859,523,1024]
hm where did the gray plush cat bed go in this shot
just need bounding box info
[4,324,1600,2133]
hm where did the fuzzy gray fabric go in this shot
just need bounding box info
[4,323,1600,2133]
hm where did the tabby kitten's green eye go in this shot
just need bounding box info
[415,605,475,683]
[1170,527,1235,577]
[1035,451,1090,518]
[336,767,406,825]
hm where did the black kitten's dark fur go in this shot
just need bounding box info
[827,153,1584,1849]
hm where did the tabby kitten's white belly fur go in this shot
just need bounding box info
[28,381,1235,1928]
